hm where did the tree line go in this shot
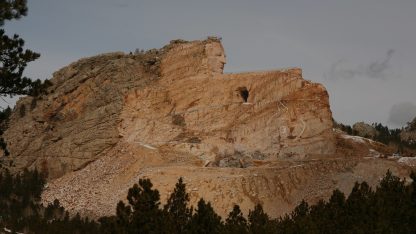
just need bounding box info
[0,0,52,156]
[334,120,416,152]
[1,168,416,233]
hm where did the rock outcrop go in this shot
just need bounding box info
[3,52,158,177]
[353,122,378,139]
[2,38,334,178]
[2,37,411,219]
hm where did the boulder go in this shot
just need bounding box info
[353,122,378,139]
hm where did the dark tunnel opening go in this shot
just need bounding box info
[238,87,249,103]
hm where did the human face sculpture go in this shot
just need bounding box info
[205,42,226,75]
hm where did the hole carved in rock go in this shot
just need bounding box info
[237,87,249,103]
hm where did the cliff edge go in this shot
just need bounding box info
[3,38,335,177]
[1,38,410,218]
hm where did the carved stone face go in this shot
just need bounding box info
[205,42,226,74]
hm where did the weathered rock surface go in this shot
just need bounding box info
[1,38,412,219]
[3,38,334,178]
[40,141,410,218]
[352,122,378,139]
[3,52,159,177]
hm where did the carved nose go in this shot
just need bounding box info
[218,55,226,64]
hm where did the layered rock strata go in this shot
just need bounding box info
[3,38,335,178]
[0,38,393,219]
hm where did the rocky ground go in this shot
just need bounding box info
[41,131,413,218]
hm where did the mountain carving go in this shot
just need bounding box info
[1,38,411,218]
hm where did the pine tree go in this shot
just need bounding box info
[287,200,314,234]
[373,170,409,233]
[44,199,65,221]
[98,216,118,234]
[224,205,248,234]
[115,201,131,234]
[0,0,52,157]
[188,198,223,234]
[407,171,416,232]
[345,182,374,233]
[410,171,416,206]
[0,102,12,156]
[127,178,166,234]
[248,203,273,234]
[0,0,52,97]
[307,200,328,234]
[163,177,192,234]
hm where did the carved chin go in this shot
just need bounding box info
[213,62,225,73]
[219,63,225,71]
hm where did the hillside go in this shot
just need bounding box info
[1,38,413,218]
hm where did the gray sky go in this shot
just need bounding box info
[3,0,416,128]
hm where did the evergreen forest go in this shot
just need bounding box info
[1,169,416,234]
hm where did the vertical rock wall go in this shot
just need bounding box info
[3,38,335,178]
[120,39,335,165]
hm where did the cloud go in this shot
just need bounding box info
[388,102,416,127]
[366,49,394,78]
[325,49,395,80]
[326,59,359,80]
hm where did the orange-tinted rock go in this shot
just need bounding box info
[3,38,335,178]
[6,38,401,219]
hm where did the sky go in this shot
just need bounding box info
[3,0,416,128]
